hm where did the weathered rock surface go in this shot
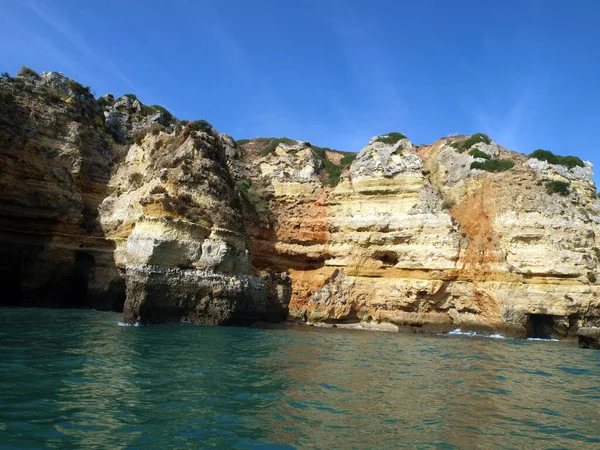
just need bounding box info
[238,134,600,340]
[102,94,175,144]
[2,72,600,341]
[103,124,283,324]
[0,71,124,310]
[577,327,600,349]
[0,72,286,324]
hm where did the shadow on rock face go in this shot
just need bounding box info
[0,74,125,312]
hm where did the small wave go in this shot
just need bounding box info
[444,329,508,339]
[444,329,559,342]
[488,333,508,339]
[117,321,140,327]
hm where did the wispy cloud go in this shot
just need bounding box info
[25,1,94,57]
[470,87,532,151]
[320,0,409,150]
[199,9,245,69]
[175,1,300,137]
[328,7,403,108]
[22,0,139,93]
[466,70,550,152]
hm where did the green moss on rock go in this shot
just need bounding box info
[451,133,491,153]
[471,159,514,172]
[469,149,491,160]
[546,180,571,196]
[375,132,407,145]
[529,149,584,169]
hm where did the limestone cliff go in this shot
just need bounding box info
[237,134,600,339]
[0,70,124,310]
[1,69,600,341]
[0,70,286,324]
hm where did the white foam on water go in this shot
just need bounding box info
[444,329,560,342]
[488,333,508,339]
[444,328,508,339]
[117,321,140,327]
[448,329,476,336]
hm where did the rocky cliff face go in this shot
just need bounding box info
[0,71,124,310]
[236,134,600,338]
[2,70,599,339]
[0,71,286,324]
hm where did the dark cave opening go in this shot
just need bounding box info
[373,251,399,266]
[63,251,96,308]
[0,259,22,306]
[526,314,558,339]
[0,245,126,312]
[110,283,126,313]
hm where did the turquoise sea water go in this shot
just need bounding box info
[0,308,599,449]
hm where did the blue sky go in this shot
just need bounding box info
[1,0,599,170]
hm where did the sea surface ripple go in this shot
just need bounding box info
[1,308,599,449]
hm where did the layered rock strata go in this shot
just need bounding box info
[0,71,124,310]
[0,72,287,323]
[2,70,600,341]
[239,136,600,339]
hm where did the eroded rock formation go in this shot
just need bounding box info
[0,71,124,310]
[2,70,600,340]
[237,134,600,339]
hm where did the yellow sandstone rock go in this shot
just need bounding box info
[1,72,599,338]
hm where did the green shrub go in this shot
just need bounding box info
[309,144,330,159]
[151,105,174,122]
[469,149,490,159]
[67,79,91,96]
[529,149,558,165]
[322,159,343,186]
[558,155,585,169]
[471,159,515,172]
[235,139,250,146]
[545,180,570,196]
[256,139,354,186]
[42,86,62,104]
[238,181,269,214]
[375,132,407,145]
[141,104,154,115]
[17,66,40,79]
[308,145,355,185]
[260,137,294,156]
[122,93,138,101]
[1,72,11,80]
[528,149,584,169]
[97,97,112,108]
[340,153,357,166]
[0,90,14,103]
[188,119,212,132]
[451,133,491,153]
